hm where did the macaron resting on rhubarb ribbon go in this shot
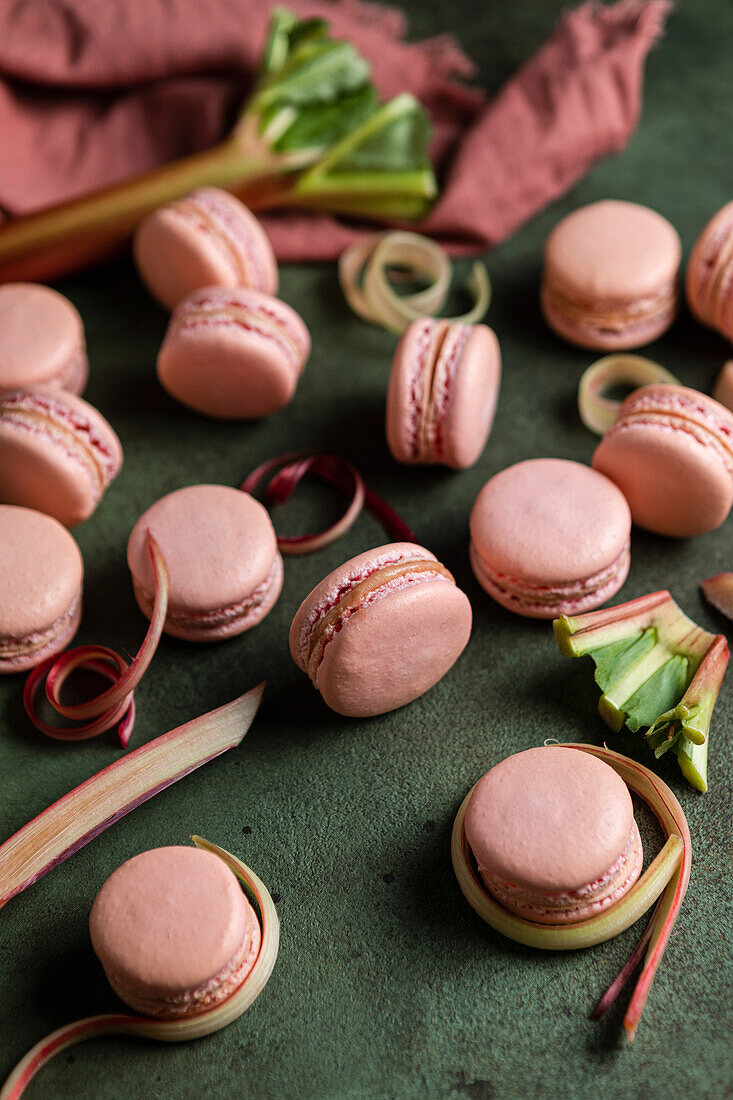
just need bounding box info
[686,201,733,343]
[592,384,733,537]
[541,200,681,350]
[157,286,311,419]
[0,505,83,673]
[464,747,643,925]
[469,458,631,618]
[0,386,123,527]
[90,847,261,1018]
[289,542,472,716]
[0,283,88,395]
[134,187,278,310]
[127,484,282,642]
[386,318,501,469]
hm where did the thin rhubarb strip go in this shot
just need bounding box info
[0,685,264,910]
[0,841,279,1100]
[242,452,416,551]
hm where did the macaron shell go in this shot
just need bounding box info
[469,459,631,585]
[436,325,501,468]
[315,577,472,717]
[543,200,681,301]
[127,484,278,615]
[593,423,733,537]
[0,505,83,639]
[134,193,278,311]
[89,847,251,997]
[0,283,87,392]
[0,388,123,527]
[464,746,634,892]
[158,321,297,419]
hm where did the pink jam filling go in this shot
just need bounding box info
[1,392,120,485]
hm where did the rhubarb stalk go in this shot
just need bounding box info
[0,685,264,910]
[553,591,729,791]
[0,840,279,1100]
[451,743,691,1042]
[0,10,438,283]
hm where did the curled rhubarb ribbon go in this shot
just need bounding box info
[23,532,169,748]
[242,452,417,554]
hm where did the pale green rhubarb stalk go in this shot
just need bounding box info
[0,9,438,283]
[553,591,729,791]
[0,685,264,910]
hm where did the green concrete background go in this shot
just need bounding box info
[1,1,732,1096]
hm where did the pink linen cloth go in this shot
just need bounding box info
[0,0,671,259]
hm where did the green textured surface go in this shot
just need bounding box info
[1,2,733,1097]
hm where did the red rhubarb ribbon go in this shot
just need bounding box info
[23,533,169,748]
[242,452,417,553]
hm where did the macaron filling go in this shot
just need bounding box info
[402,319,474,462]
[170,190,270,292]
[604,390,733,475]
[688,208,733,331]
[423,324,472,461]
[477,821,643,925]
[106,905,262,1019]
[0,390,122,495]
[134,552,283,639]
[542,281,677,342]
[0,587,81,665]
[469,539,630,615]
[169,292,308,375]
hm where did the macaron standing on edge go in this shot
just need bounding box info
[156,286,311,419]
[469,458,631,618]
[289,542,472,717]
[592,384,733,537]
[0,283,88,395]
[134,187,279,310]
[541,200,681,350]
[0,387,123,527]
[464,746,643,925]
[127,484,283,641]
[90,847,261,1018]
[0,505,83,673]
[386,318,501,469]
[686,201,733,343]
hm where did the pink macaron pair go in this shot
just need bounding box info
[0,387,123,527]
[465,747,642,925]
[542,200,681,350]
[0,283,88,395]
[386,318,501,469]
[470,459,631,619]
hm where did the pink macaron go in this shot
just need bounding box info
[686,202,733,343]
[133,187,278,310]
[592,383,733,537]
[156,286,311,419]
[464,747,643,925]
[0,387,123,527]
[385,318,501,469]
[127,484,283,642]
[542,200,681,350]
[469,458,631,619]
[90,846,261,1018]
[0,283,88,395]
[289,542,472,717]
[0,504,83,673]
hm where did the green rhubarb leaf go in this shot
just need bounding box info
[622,655,691,732]
[589,629,658,693]
[269,86,378,154]
[252,40,371,113]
